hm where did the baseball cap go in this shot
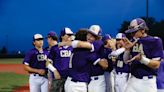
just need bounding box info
[102,34,112,42]
[33,34,43,41]
[116,33,126,39]
[60,27,73,37]
[88,25,102,36]
[47,31,58,40]
[125,18,149,33]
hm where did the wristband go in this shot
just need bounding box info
[140,56,150,65]
[71,40,79,48]
[47,63,57,72]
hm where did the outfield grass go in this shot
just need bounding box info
[0,58,23,64]
[0,72,28,92]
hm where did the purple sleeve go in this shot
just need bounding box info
[151,38,164,60]
[87,52,100,64]
[48,46,57,60]
[92,40,103,52]
[23,50,33,65]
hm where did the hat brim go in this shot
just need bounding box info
[125,29,138,33]
[34,38,44,41]
[87,29,99,37]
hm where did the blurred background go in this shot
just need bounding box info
[0,0,164,56]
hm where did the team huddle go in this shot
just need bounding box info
[23,18,164,92]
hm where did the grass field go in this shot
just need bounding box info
[0,58,28,92]
[0,58,23,64]
[0,72,28,92]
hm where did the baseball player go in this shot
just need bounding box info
[65,29,108,92]
[45,31,58,91]
[102,34,115,92]
[23,34,49,92]
[60,25,107,92]
[114,33,130,92]
[48,27,73,92]
[124,18,164,92]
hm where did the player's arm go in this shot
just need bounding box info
[45,59,61,79]
[59,40,93,50]
[23,51,45,75]
[132,54,161,69]
[24,65,45,75]
[88,52,108,69]
[147,59,160,69]
[146,38,164,69]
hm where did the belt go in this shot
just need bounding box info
[71,79,80,82]
[68,77,88,84]
[32,74,47,78]
[142,75,156,80]
[116,72,129,74]
[134,75,156,79]
[91,75,104,80]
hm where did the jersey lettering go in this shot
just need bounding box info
[37,54,45,61]
[132,43,144,54]
[60,50,71,57]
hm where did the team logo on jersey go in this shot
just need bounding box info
[132,43,144,54]
[60,50,71,57]
[37,54,46,61]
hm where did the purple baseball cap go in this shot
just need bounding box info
[125,18,149,33]
[88,25,102,36]
[47,31,57,38]
[47,31,58,40]
[116,33,126,39]
[102,34,112,42]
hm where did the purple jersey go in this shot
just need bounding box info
[130,36,164,78]
[103,48,113,72]
[48,45,73,78]
[90,40,105,76]
[157,61,164,89]
[69,48,100,83]
[115,53,130,73]
[23,48,48,73]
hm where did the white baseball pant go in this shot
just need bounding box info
[64,77,87,92]
[29,74,48,92]
[125,76,157,92]
[114,72,129,92]
[88,75,106,92]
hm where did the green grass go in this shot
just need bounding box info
[0,58,23,64]
[0,72,28,92]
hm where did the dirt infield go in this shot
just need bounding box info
[0,64,29,92]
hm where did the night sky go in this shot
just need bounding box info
[0,0,164,53]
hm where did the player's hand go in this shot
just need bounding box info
[45,59,53,66]
[109,39,116,50]
[123,38,137,50]
[37,69,46,75]
[54,70,61,80]
[126,53,142,63]
[98,58,108,70]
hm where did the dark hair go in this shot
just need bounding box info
[103,40,108,45]
[75,29,88,41]
[50,36,58,41]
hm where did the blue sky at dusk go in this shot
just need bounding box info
[0,0,164,53]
